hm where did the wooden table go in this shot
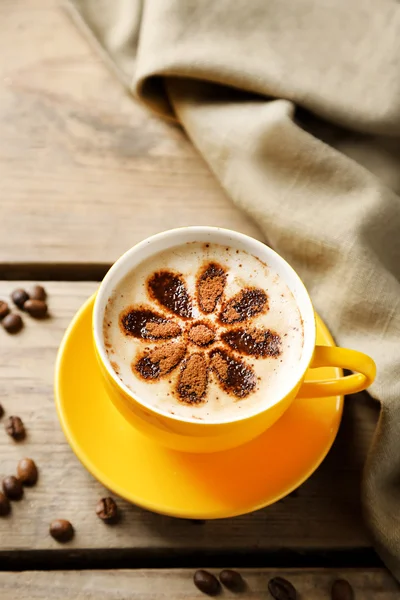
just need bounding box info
[0,1,398,597]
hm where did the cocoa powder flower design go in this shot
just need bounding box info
[119,263,282,404]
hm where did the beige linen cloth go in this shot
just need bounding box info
[66,0,400,578]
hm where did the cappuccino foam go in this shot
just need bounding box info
[103,242,304,422]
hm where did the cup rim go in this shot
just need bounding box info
[93,226,316,426]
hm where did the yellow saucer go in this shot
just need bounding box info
[55,295,343,519]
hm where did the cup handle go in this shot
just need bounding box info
[297,346,376,398]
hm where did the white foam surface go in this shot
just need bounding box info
[104,242,304,422]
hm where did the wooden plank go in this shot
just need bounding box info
[0,0,261,269]
[0,281,379,553]
[0,569,398,599]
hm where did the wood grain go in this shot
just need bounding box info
[1,569,398,599]
[0,0,261,270]
[0,281,380,553]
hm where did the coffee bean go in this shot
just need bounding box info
[332,579,354,600]
[5,416,26,440]
[24,299,48,319]
[11,288,29,309]
[0,404,4,419]
[0,492,11,516]
[193,570,220,596]
[30,285,46,301]
[268,576,297,600]
[219,569,245,591]
[49,519,74,543]
[2,476,23,500]
[0,300,10,320]
[2,313,23,334]
[96,497,118,522]
[17,458,38,486]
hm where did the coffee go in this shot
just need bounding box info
[103,242,304,422]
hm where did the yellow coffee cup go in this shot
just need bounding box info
[93,227,376,453]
